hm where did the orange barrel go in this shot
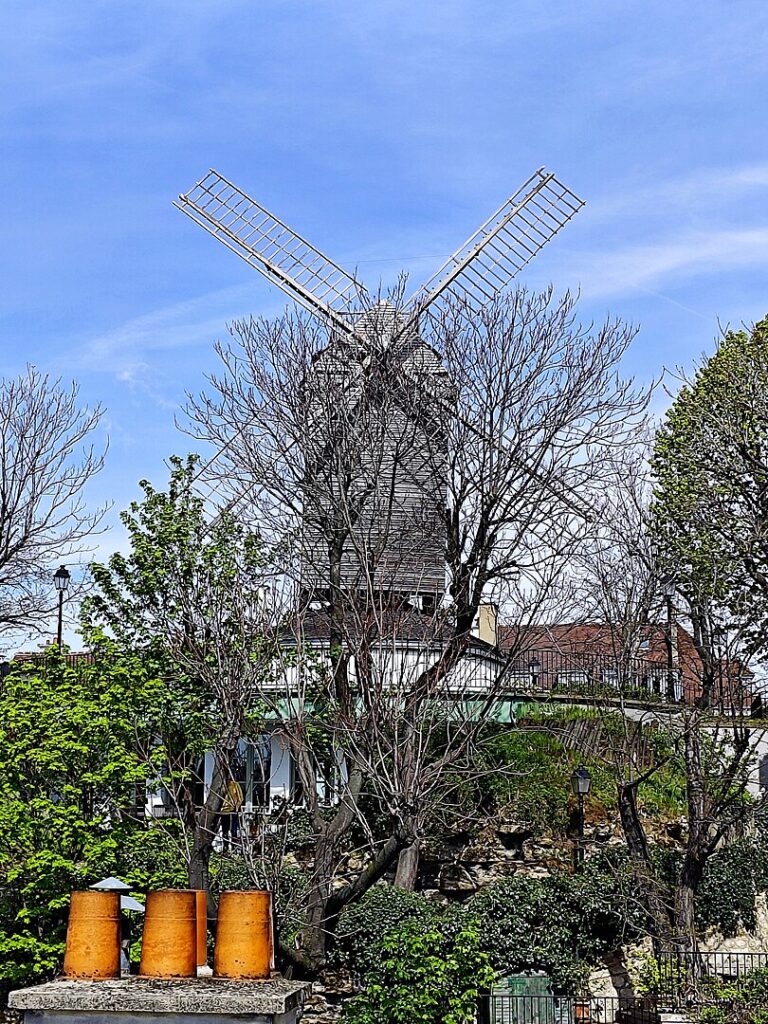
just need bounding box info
[138,889,197,978]
[194,890,208,967]
[213,890,273,979]
[63,890,121,979]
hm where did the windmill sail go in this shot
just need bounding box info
[175,169,367,337]
[174,166,587,560]
[406,169,584,324]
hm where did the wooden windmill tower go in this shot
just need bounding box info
[175,169,584,607]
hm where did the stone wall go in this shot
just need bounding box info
[416,818,629,895]
[300,981,344,1024]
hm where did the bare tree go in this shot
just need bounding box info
[184,286,649,973]
[0,366,106,639]
[564,450,768,955]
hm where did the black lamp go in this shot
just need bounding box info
[570,765,592,797]
[54,565,71,592]
[53,565,71,648]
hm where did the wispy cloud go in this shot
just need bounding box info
[525,163,768,309]
[589,163,768,224]
[60,283,263,377]
[575,227,768,300]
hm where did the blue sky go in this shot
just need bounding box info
[2,0,768,647]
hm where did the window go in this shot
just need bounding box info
[644,667,667,695]
[247,735,272,808]
[556,670,590,688]
[601,668,619,687]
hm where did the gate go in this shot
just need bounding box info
[483,995,660,1024]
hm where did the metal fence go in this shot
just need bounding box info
[657,948,768,1004]
[506,649,756,713]
[506,650,684,705]
[480,995,660,1024]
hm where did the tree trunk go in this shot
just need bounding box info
[188,740,240,930]
[617,780,673,943]
[394,841,420,890]
[673,836,706,951]
[673,881,698,952]
[299,822,339,973]
[291,825,406,976]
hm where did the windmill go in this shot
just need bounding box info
[175,168,584,602]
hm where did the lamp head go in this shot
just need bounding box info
[53,565,71,593]
[571,765,592,797]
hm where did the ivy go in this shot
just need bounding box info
[468,857,645,991]
[696,836,768,935]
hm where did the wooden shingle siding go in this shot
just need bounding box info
[301,305,450,597]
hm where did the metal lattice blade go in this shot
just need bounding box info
[175,169,368,337]
[406,168,584,323]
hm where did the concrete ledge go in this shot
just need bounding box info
[9,977,309,1021]
[8,1015,295,1024]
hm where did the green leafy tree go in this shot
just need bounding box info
[0,650,185,985]
[652,317,768,658]
[83,456,275,900]
[649,319,768,947]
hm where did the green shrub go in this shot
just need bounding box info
[474,716,686,837]
[695,966,768,1024]
[468,858,643,991]
[341,917,495,1024]
[476,729,584,834]
[696,837,768,935]
[334,884,437,976]
[698,1008,729,1024]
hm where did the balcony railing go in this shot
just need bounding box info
[504,649,757,713]
[505,649,684,705]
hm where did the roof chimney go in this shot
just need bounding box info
[475,604,498,647]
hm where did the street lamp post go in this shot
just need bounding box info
[53,565,71,648]
[571,765,591,872]
[661,577,677,702]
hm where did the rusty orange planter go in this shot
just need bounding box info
[213,890,273,979]
[63,890,121,980]
[139,889,197,978]
[194,890,208,967]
